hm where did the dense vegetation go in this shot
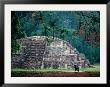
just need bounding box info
[11,11,100,64]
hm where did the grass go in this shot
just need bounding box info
[12,64,100,72]
[11,64,100,77]
[12,68,70,72]
[81,64,100,72]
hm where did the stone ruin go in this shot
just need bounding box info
[11,36,90,69]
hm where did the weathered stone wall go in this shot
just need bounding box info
[11,36,90,69]
[11,36,46,69]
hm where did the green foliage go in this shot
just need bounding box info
[73,11,100,48]
[60,29,68,40]
[47,36,54,45]
[11,40,21,54]
[11,12,27,54]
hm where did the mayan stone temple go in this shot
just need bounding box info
[11,36,90,69]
